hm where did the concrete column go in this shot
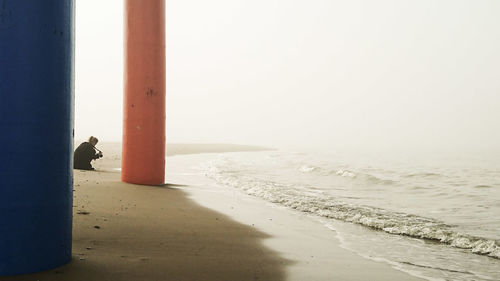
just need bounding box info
[0,0,74,275]
[122,0,166,185]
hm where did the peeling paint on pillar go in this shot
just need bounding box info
[122,0,166,185]
[0,0,74,275]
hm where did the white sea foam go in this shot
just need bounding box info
[197,150,500,280]
[202,150,500,259]
[335,169,356,178]
[298,165,317,173]
[206,162,500,260]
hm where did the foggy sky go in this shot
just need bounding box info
[75,0,500,151]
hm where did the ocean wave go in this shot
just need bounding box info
[404,172,443,178]
[475,185,493,188]
[335,169,356,178]
[297,164,356,177]
[297,164,396,185]
[205,163,500,260]
[332,169,396,185]
[298,165,319,173]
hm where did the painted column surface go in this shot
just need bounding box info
[122,0,166,185]
[0,0,74,276]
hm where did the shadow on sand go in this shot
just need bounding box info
[2,180,290,281]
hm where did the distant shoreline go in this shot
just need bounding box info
[166,143,274,156]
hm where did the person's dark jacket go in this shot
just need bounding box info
[74,142,100,170]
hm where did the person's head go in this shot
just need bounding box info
[88,136,98,146]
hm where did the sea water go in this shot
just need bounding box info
[195,149,500,281]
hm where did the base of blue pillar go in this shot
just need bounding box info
[0,0,74,275]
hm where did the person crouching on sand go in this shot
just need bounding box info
[74,136,103,170]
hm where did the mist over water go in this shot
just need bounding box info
[199,149,500,281]
[76,1,500,153]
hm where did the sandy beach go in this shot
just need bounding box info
[1,143,423,281]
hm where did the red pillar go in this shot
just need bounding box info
[122,0,165,185]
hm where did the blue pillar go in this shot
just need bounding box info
[0,0,74,275]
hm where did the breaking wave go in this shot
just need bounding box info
[297,164,396,185]
[206,164,500,259]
